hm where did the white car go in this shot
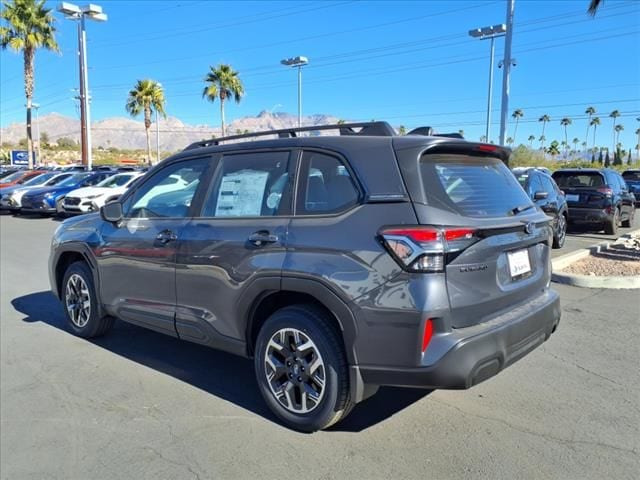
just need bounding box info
[63,172,143,214]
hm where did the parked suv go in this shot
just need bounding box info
[49,122,561,431]
[514,168,568,248]
[551,168,635,235]
[621,169,640,207]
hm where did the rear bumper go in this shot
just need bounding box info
[567,206,612,224]
[358,289,561,389]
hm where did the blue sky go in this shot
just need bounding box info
[1,0,639,149]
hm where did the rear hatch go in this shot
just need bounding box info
[392,141,553,328]
[551,171,610,208]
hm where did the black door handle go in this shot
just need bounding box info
[156,230,177,245]
[248,230,278,246]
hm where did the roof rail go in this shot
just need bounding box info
[183,121,396,151]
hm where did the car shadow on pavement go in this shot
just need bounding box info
[12,291,430,432]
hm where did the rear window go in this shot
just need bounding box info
[552,172,604,188]
[420,154,532,217]
[622,171,640,181]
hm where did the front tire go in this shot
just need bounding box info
[254,305,353,432]
[62,261,113,338]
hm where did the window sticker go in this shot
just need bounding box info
[215,169,269,217]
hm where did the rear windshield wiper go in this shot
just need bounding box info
[511,204,535,215]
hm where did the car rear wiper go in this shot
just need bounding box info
[511,204,535,215]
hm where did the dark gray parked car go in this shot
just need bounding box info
[49,122,561,431]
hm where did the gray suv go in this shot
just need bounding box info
[49,122,561,432]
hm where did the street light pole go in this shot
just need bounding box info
[58,2,107,170]
[468,24,506,143]
[280,56,309,128]
[32,102,40,165]
[498,0,516,147]
[156,82,162,164]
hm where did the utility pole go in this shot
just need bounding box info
[498,0,515,146]
[280,56,309,128]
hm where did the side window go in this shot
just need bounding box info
[298,152,359,215]
[615,174,627,191]
[201,151,291,217]
[528,174,543,198]
[125,158,209,218]
[541,176,556,195]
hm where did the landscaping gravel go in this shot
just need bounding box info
[562,235,640,277]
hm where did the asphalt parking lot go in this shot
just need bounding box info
[1,213,639,480]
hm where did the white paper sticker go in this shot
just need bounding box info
[215,170,269,217]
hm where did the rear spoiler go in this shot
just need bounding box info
[421,141,512,166]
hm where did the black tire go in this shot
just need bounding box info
[604,209,619,235]
[621,208,633,228]
[61,261,114,338]
[254,304,353,432]
[552,213,567,249]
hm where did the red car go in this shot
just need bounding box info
[0,170,46,188]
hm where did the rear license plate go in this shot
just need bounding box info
[507,249,531,278]
[566,193,579,202]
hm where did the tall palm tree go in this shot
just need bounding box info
[560,118,572,157]
[587,0,603,16]
[202,64,244,137]
[584,106,596,151]
[614,124,624,146]
[125,79,166,165]
[511,109,523,145]
[538,114,550,150]
[609,110,620,151]
[1,0,58,169]
[547,140,560,161]
[635,127,640,161]
[528,135,535,148]
[572,137,580,158]
[590,116,600,150]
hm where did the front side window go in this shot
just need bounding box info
[528,174,544,198]
[298,152,359,214]
[201,151,291,217]
[126,158,208,218]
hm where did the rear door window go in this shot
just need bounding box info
[201,151,292,217]
[419,154,532,217]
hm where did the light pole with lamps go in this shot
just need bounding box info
[280,56,308,128]
[468,24,506,144]
[57,2,107,170]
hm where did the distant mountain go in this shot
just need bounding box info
[0,111,344,151]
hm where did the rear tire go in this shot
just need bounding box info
[604,209,619,235]
[552,213,567,249]
[62,261,114,338]
[621,208,633,228]
[254,305,353,432]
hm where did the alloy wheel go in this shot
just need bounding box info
[557,215,567,246]
[65,273,91,328]
[264,328,326,414]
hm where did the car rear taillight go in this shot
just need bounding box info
[379,226,478,272]
[597,187,613,197]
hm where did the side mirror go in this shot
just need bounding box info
[100,201,123,223]
[533,191,549,200]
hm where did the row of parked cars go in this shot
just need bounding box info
[512,167,638,240]
[0,165,146,216]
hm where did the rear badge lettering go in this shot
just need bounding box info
[459,264,488,273]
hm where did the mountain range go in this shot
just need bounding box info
[0,111,344,152]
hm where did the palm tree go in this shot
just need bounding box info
[506,137,514,147]
[609,110,620,151]
[547,140,560,160]
[560,118,572,157]
[1,0,58,169]
[588,0,603,16]
[572,138,580,158]
[511,109,523,145]
[539,135,546,151]
[125,79,166,165]
[635,127,640,161]
[202,64,244,137]
[590,116,600,150]
[584,106,596,151]
[538,114,550,150]
[614,124,624,146]
[528,135,535,148]
[480,135,487,143]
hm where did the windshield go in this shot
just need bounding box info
[420,154,532,217]
[97,174,136,188]
[22,173,53,186]
[57,173,90,187]
[45,174,72,186]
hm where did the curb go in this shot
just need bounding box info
[551,228,640,289]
